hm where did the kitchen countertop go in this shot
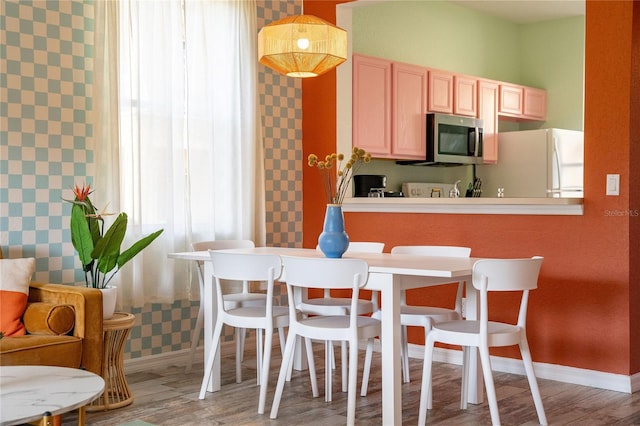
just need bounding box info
[342,196,584,215]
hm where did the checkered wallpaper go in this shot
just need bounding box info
[1,0,302,359]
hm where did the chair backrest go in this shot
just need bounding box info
[391,245,471,257]
[191,240,255,293]
[192,239,255,252]
[315,241,385,254]
[472,256,543,292]
[282,256,369,325]
[473,256,543,329]
[208,251,282,315]
[314,242,382,298]
[345,242,385,253]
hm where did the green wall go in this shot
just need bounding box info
[520,17,585,130]
[352,0,584,131]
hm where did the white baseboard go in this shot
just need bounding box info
[124,339,640,394]
[401,341,638,394]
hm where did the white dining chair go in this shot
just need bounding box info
[298,241,384,399]
[186,240,265,374]
[198,251,289,414]
[389,245,471,383]
[418,256,547,426]
[270,256,381,426]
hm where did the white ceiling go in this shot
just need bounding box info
[449,0,585,24]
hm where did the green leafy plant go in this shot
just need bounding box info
[65,183,163,289]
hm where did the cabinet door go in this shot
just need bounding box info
[478,80,499,164]
[454,75,477,117]
[428,69,453,113]
[392,62,427,159]
[499,84,523,116]
[523,87,547,120]
[352,54,392,157]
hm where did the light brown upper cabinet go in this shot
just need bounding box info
[428,69,454,114]
[478,79,499,164]
[454,75,478,117]
[352,54,426,160]
[352,54,392,157]
[523,87,547,120]
[499,83,547,120]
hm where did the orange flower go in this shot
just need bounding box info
[73,182,92,201]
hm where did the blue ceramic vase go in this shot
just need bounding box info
[318,204,350,258]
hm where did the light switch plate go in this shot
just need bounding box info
[606,174,620,196]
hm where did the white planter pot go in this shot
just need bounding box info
[100,286,118,320]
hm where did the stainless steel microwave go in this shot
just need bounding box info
[397,113,483,166]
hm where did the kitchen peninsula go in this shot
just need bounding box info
[342,196,583,215]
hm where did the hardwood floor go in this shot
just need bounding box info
[63,342,640,425]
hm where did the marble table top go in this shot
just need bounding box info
[0,365,105,426]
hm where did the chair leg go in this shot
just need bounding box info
[269,331,298,419]
[257,327,273,414]
[199,319,224,399]
[461,346,470,409]
[235,328,243,383]
[278,327,292,382]
[325,340,332,402]
[401,325,410,383]
[520,337,548,425]
[418,334,436,426]
[239,328,246,361]
[341,340,348,393]
[360,338,374,396]
[478,345,501,426]
[305,337,319,397]
[255,329,263,385]
[186,300,204,373]
[347,338,358,426]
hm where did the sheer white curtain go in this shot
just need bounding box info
[93,0,265,307]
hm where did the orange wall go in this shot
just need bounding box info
[303,1,639,375]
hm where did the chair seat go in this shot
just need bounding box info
[298,298,374,316]
[400,306,460,327]
[301,315,380,333]
[224,293,268,309]
[227,306,289,321]
[432,320,523,347]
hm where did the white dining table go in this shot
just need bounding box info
[168,246,484,425]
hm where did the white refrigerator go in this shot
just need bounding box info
[476,128,584,198]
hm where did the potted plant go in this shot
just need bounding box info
[65,183,163,319]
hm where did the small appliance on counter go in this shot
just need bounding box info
[353,174,386,197]
[353,175,403,197]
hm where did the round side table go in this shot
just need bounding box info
[87,312,136,411]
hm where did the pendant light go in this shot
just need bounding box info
[257,2,347,78]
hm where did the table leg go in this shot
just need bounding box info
[203,262,221,393]
[77,406,86,426]
[465,280,484,404]
[370,272,402,425]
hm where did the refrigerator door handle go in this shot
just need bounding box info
[552,136,562,190]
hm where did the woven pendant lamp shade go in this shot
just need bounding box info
[258,15,347,78]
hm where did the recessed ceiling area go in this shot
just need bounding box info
[449,0,585,24]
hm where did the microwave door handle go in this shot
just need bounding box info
[474,127,480,156]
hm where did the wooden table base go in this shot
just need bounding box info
[87,312,135,411]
